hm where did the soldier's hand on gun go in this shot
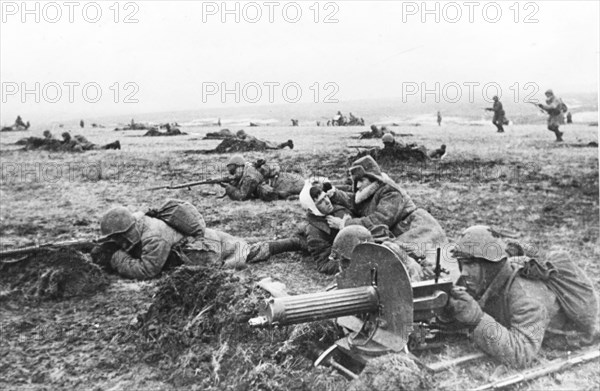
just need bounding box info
[448,287,484,327]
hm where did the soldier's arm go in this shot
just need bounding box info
[305,225,335,272]
[329,189,355,210]
[225,177,258,200]
[539,98,559,111]
[472,294,549,367]
[110,236,171,279]
[344,189,405,230]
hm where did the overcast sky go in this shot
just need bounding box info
[1,0,598,122]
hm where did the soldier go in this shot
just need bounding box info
[80,119,85,128]
[96,206,249,279]
[566,112,573,124]
[247,180,354,274]
[62,132,121,151]
[447,226,599,367]
[15,115,27,128]
[221,155,302,201]
[537,89,567,141]
[437,111,442,126]
[485,96,506,133]
[209,131,293,153]
[330,225,426,281]
[220,155,266,201]
[326,156,459,281]
[429,144,447,160]
[253,159,304,200]
[204,128,234,139]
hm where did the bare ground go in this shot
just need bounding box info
[1,123,598,390]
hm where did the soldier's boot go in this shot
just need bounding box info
[277,139,294,149]
[552,127,563,142]
[102,140,121,150]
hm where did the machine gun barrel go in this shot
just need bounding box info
[250,286,379,327]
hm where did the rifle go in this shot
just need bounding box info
[1,238,99,261]
[348,145,375,150]
[146,177,232,191]
[470,346,600,391]
[527,101,547,114]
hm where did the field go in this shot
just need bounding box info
[1,122,599,390]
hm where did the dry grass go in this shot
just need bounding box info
[1,123,598,390]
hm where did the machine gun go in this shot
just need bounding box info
[1,238,99,263]
[249,243,459,377]
[146,177,232,191]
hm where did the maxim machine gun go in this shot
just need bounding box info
[249,243,457,377]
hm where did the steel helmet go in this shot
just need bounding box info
[332,226,373,260]
[451,225,507,262]
[226,154,245,167]
[100,206,136,239]
[382,133,395,144]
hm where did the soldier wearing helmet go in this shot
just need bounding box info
[220,155,265,201]
[485,95,506,133]
[97,204,250,279]
[220,155,303,202]
[537,89,567,141]
[330,226,424,281]
[447,225,599,367]
[326,155,458,281]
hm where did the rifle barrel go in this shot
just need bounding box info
[0,239,97,258]
[470,347,600,391]
[146,178,231,191]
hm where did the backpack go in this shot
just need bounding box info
[558,100,568,113]
[146,199,206,237]
[513,252,599,336]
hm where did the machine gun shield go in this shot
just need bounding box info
[337,243,414,352]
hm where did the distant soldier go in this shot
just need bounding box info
[62,132,121,151]
[485,96,506,133]
[15,115,26,128]
[204,129,235,139]
[538,89,567,141]
[437,111,442,126]
[80,119,85,128]
[217,118,222,127]
[429,144,447,160]
[210,131,293,153]
[566,112,573,124]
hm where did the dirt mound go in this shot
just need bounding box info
[0,249,109,301]
[348,353,433,391]
[135,265,347,389]
[140,266,259,350]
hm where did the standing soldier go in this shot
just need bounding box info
[437,111,442,126]
[538,89,567,141]
[485,96,506,133]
